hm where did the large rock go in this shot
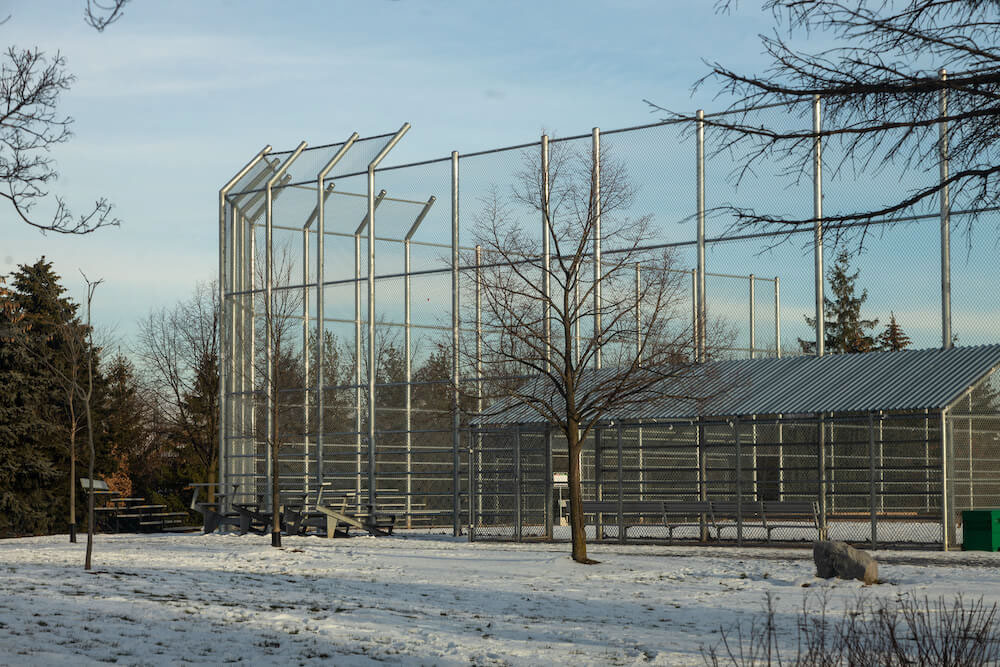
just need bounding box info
[813,540,878,584]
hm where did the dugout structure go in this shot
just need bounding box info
[470,345,1000,550]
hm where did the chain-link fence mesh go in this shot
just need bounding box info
[221,101,1000,536]
[471,412,958,547]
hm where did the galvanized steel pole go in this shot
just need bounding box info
[366,162,377,515]
[265,141,306,511]
[940,69,953,349]
[541,135,551,370]
[696,111,706,362]
[248,214,256,505]
[315,134,359,489]
[354,229,362,504]
[868,412,878,549]
[813,95,825,357]
[452,150,461,536]
[593,128,602,370]
[475,245,483,525]
[813,97,827,537]
[225,201,235,506]
[941,409,950,550]
[367,123,410,517]
[219,145,270,511]
[404,237,412,527]
[302,227,310,494]
[734,417,743,547]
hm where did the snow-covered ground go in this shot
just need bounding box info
[2,532,999,666]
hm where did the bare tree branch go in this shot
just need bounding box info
[650,0,1000,242]
[465,138,733,563]
[83,0,130,32]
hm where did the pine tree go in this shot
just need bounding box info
[799,250,879,354]
[0,258,102,536]
[877,312,912,352]
[102,354,147,498]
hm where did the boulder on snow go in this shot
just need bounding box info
[813,540,878,584]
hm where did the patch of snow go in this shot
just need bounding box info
[0,532,998,665]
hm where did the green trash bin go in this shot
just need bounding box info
[962,510,1000,551]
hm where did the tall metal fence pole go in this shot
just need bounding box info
[315,183,325,489]
[265,141,306,511]
[941,409,950,550]
[592,128,602,370]
[734,417,743,547]
[868,412,878,550]
[224,201,234,509]
[592,129,603,535]
[404,237,412,528]
[241,211,257,504]
[818,414,828,539]
[468,435,476,541]
[515,425,522,543]
[248,214,257,506]
[545,428,554,540]
[617,423,625,545]
[367,161,376,513]
[475,245,483,526]
[367,124,410,518]
[813,95,825,357]
[354,223,363,506]
[636,263,644,500]
[316,138,357,492]
[452,149,462,536]
[698,417,707,541]
[302,225,310,494]
[541,135,551,371]
[696,110,706,362]
[219,145,270,512]
[940,68,952,349]
[813,96,827,540]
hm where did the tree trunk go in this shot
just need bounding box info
[206,458,217,505]
[271,389,281,548]
[567,418,597,564]
[84,397,95,571]
[69,424,76,543]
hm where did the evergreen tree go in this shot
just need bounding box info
[178,348,219,489]
[0,272,62,536]
[0,258,106,536]
[799,250,879,354]
[102,354,147,497]
[877,312,912,352]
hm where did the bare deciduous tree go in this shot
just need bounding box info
[255,245,304,548]
[649,1,1000,241]
[470,139,726,564]
[79,274,101,570]
[2,0,130,234]
[136,282,220,502]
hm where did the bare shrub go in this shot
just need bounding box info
[703,592,1000,666]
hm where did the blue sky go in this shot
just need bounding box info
[5,1,775,343]
[4,1,992,352]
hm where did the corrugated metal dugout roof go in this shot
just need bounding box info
[478,344,1000,425]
